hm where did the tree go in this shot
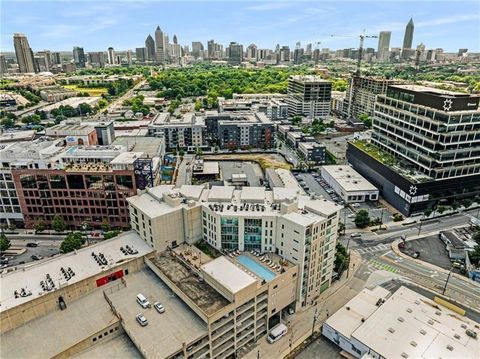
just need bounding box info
[334,243,349,272]
[462,198,473,208]
[52,215,67,233]
[338,222,346,234]
[354,209,370,228]
[291,116,302,126]
[34,219,46,233]
[473,231,480,245]
[469,245,480,266]
[358,114,372,128]
[0,233,10,252]
[60,232,84,253]
[1,118,15,128]
[437,205,447,214]
[424,208,433,217]
[179,149,185,159]
[451,201,461,211]
[101,218,111,232]
[194,100,202,111]
[78,102,94,116]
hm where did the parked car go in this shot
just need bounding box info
[350,233,362,238]
[352,203,361,208]
[31,255,43,260]
[412,251,420,259]
[136,314,148,327]
[26,242,38,248]
[136,294,150,308]
[347,214,356,219]
[154,302,165,313]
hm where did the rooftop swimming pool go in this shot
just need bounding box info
[236,255,276,282]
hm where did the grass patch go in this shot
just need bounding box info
[195,240,221,258]
[64,85,108,96]
[352,140,397,166]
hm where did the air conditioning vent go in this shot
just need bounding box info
[454,334,461,340]
[446,345,454,351]
[406,308,412,313]
[410,341,417,347]
[388,328,395,333]
[420,329,427,335]
[401,352,408,358]
[398,317,405,322]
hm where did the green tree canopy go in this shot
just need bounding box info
[52,215,67,233]
[60,232,84,253]
[354,209,370,228]
[0,233,11,252]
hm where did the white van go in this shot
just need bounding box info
[267,323,288,344]
[136,294,150,308]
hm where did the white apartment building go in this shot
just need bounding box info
[287,75,332,119]
[127,184,341,306]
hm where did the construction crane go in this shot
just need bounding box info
[331,31,378,119]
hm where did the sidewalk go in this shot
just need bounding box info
[244,253,363,359]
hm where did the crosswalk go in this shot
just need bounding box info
[353,243,389,254]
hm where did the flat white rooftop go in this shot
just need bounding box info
[0,232,153,313]
[208,186,235,202]
[240,187,266,202]
[327,286,480,359]
[109,151,144,165]
[321,165,377,193]
[201,257,257,294]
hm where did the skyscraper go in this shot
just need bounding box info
[402,18,414,59]
[145,34,155,62]
[377,31,391,61]
[155,26,165,64]
[136,48,146,63]
[73,46,86,68]
[173,35,178,45]
[13,33,36,73]
[227,42,243,65]
[107,47,115,65]
[0,54,8,74]
[191,41,204,59]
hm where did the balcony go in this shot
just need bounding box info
[211,316,234,331]
[212,331,234,351]
[211,323,234,341]
[212,339,235,357]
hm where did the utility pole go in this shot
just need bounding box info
[417,219,423,236]
[312,307,318,336]
[378,208,384,230]
[442,267,453,295]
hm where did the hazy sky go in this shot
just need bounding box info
[1,0,479,52]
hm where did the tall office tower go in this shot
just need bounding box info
[135,47,146,62]
[287,75,332,119]
[227,42,243,65]
[163,34,170,61]
[155,26,165,64]
[279,46,290,63]
[88,52,105,68]
[0,54,7,74]
[145,34,155,62]
[73,46,86,68]
[305,43,312,56]
[36,50,52,72]
[51,52,61,65]
[293,42,304,64]
[347,85,480,216]
[126,50,133,65]
[191,41,204,59]
[377,31,391,61]
[458,48,468,57]
[402,18,414,59]
[344,76,397,119]
[13,33,36,73]
[173,34,177,44]
[246,44,257,61]
[207,40,215,59]
[107,47,115,65]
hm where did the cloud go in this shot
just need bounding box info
[416,14,480,27]
[245,2,295,12]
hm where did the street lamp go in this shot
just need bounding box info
[311,307,319,336]
[81,221,88,245]
[442,267,453,295]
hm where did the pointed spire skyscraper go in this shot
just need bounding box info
[155,25,165,64]
[402,18,415,59]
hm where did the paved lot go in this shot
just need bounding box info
[219,161,264,186]
[399,235,453,270]
[3,239,61,268]
[1,289,117,359]
[107,268,207,358]
[295,335,343,359]
[74,333,142,359]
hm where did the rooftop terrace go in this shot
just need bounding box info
[150,252,230,316]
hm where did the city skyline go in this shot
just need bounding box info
[1,1,479,53]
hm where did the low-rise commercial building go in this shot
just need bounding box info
[39,86,76,102]
[321,165,379,203]
[298,142,326,165]
[323,286,479,359]
[45,122,98,146]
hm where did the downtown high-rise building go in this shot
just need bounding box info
[191,41,204,59]
[227,42,243,65]
[377,31,391,61]
[73,46,86,68]
[13,33,36,73]
[145,34,155,61]
[402,18,415,59]
[107,47,115,65]
[155,26,165,64]
[0,54,7,74]
[287,75,332,119]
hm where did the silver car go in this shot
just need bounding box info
[136,314,148,326]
